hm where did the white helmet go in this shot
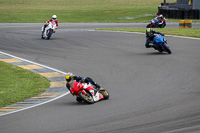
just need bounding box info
[52,15,57,21]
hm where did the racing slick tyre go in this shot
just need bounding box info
[163,44,171,54]
[76,97,82,103]
[46,30,53,40]
[146,24,151,28]
[78,92,94,104]
[99,90,109,100]
[159,23,166,28]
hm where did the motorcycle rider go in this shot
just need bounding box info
[145,28,164,49]
[156,14,166,27]
[42,15,59,37]
[65,72,101,92]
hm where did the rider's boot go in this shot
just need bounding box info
[43,29,47,38]
[151,45,157,50]
[42,25,47,37]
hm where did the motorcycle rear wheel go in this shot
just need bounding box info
[78,92,94,104]
[99,90,109,100]
[146,24,152,28]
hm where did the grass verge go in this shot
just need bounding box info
[0,61,50,108]
[97,28,200,38]
[0,0,183,23]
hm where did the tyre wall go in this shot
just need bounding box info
[158,7,199,19]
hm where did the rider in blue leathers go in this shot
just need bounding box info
[145,28,164,50]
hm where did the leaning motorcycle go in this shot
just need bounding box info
[69,80,109,104]
[41,22,56,40]
[152,34,171,54]
[146,18,167,28]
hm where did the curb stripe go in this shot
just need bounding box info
[18,65,44,70]
[0,51,69,116]
[39,72,65,78]
[0,58,23,63]
[50,81,66,87]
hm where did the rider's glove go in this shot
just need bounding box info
[161,34,164,36]
[95,84,101,89]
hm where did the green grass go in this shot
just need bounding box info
[0,61,50,108]
[97,28,200,38]
[0,0,199,107]
[0,0,181,23]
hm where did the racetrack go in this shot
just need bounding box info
[0,23,200,133]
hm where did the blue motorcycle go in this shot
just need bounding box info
[153,34,171,54]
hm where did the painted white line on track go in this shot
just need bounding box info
[0,51,67,75]
[91,29,200,40]
[1,29,199,116]
[0,51,69,117]
[0,92,70,117]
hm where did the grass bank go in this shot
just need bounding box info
[97,28,200,38]
[0,61,50,108]
[0,0,178,23]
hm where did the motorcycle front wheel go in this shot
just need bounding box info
[78,92,94,104]
[76,97,82,103]
[163,44,171,54]
[46,30,53,40]
[99,90,109,100]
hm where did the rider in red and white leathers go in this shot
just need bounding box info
[156,14,166,27]
[42,15,59,35]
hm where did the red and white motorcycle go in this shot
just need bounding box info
[70,80,109,104]
[41,22,57,40]
[146,17,167,28]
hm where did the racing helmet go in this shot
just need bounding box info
[158,14,163,20]
[65,72,73,83]
[52,15,57,21]
[146,28,152,36]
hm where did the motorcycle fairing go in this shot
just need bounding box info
[153,34,169,52]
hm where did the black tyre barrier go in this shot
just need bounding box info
[189,10,194,19]
[166,9,170,18]
[194,9,199,19]
[177,10,183,19]
[158,8,199,19]
[184,10,189,19]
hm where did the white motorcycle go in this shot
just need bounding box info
[41,22,57,40]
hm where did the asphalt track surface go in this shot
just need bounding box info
[0,23,200,133]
